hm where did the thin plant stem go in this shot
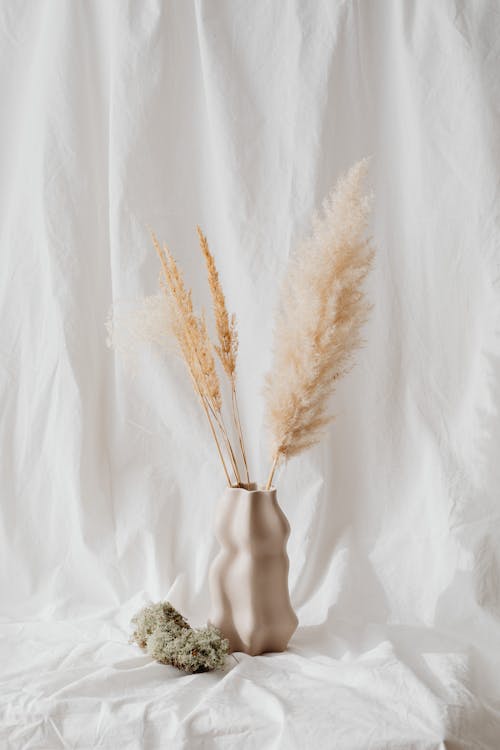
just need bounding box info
[231,383,250,484]
[208,403,241,485]
[265,453,279,490]
[200,395,233,487]
[181,345,234,487]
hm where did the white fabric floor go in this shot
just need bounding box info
[1,1,500,748]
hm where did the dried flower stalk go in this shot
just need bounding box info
[152,234,236,485]
[197,226,250,484]
[264,159,374,489]
[198,311,243,485]
[152,233,243,486]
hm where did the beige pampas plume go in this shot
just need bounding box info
[197,226,251,484]
[264,159,375,488]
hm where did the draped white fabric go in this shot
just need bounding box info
[1,1,500,747]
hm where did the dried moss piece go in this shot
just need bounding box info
[130,601,229,674]
[146,625,229,674]
[130,601,189,649]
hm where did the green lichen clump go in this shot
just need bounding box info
[130,601,229,674]
[130,601,190,648]
[147,624,229,673]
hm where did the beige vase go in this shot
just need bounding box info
[208,483,298,656]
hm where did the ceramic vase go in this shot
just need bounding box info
[208,483,298,655]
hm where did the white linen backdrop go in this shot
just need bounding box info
[1,1,499,747]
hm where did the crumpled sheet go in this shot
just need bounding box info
[1,614,498,749]
[1,1,500,748]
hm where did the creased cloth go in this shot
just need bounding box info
[0,1,499,748]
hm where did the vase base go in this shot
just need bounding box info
[209,614,298,656]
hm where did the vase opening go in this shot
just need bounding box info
[231,482,276,493]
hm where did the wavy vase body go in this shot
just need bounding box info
[208,484,298,656]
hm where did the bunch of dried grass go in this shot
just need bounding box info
[107,159,374,489]
[152,233,239,485]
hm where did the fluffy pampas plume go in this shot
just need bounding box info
[264,159,374,488]
[105,294,174,373]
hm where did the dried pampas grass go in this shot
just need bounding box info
[152,233,239,486]
[107,158,374,489]
[197,226,238,379]
[197,226,250,483]
[264,159,374,488]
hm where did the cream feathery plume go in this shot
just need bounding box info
[105,293,174,373]
[264,159,374,488]
[197,226,251,484]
